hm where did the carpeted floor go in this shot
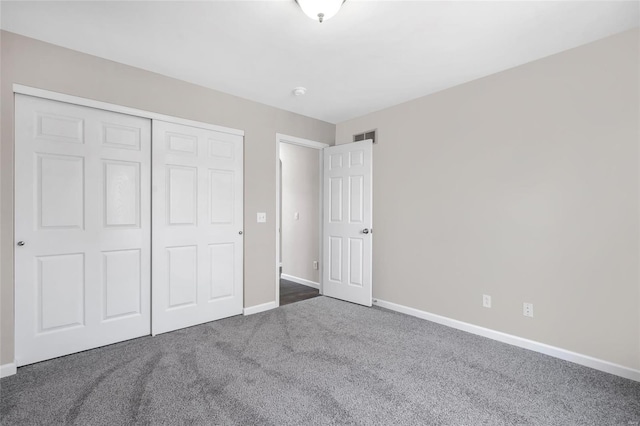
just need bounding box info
[1,296,639,425]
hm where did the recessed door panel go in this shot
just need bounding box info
[103,250,141,320]
[330,153,343,170]
[102,123,141,150]
[330,236,342,282]
[348,238,363,287]
[38,253,85,332]
[36,113,84,144]
[167,246,198,308]
[167,132,197,154]
[330,177,343,223]
[16,94,151,366]
[38,154,84,229]
[209,139,234,160]
[209,243,234,300]
[210,170,234,224]
[104,160,140,228]
[349,150,364,167]
[168,166,197,225]
[349,175,364,224]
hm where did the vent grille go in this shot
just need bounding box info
[354,129,377,144]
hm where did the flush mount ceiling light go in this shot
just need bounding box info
[296,0,345,23]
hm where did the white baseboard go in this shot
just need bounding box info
[281,273,320,290]
[373,298,640,382]
[1,362,17,378]
[243,301,277,316]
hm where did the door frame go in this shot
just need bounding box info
[275,133,329,307]
[13,85,244,136]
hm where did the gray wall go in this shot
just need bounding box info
[0,31,335,365]
[280,143,320,284]
[336,29,640,370]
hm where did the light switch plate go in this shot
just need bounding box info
[257,212,267,223]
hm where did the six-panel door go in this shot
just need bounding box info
[152,121,244,335]
[15,95,152,366]
[322,140,373,306]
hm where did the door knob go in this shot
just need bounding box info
[17,241,25,246]
[362,229,370,234]
[238,231,243,235]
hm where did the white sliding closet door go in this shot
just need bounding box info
[152,121,243,335]
[15,94,151,366]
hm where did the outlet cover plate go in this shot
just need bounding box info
[523,302,534,317]
[483,295,491,308]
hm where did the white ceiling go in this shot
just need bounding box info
[2,1,638,123]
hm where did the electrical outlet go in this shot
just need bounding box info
[313,261,318,270]
[257,212,267,223]
[523,302,534,318]
[294,212,300,220]
[482,294,491,308]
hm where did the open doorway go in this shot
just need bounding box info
[275,134,329,307]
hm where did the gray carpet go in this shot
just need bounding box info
[1,296,639,425]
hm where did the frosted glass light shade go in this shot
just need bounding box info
[297,0,344,23]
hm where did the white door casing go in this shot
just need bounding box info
[152,121,243,335]
[275,134,329,306]
[15,94,151,366]
[322,140,373,306]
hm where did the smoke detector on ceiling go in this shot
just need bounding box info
[292,87,307,96]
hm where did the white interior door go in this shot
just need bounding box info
[322,140,373,306]
[15,94,151,366]
[152,121,243,335]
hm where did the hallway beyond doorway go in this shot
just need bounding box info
[279,279,320,306]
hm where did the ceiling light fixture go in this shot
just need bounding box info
[296,0,345,23]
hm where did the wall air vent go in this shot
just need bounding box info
[353,129,377,144]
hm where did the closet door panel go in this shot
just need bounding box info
[152,120,243,335]
[15,94,151,366]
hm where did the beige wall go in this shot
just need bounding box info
[336,29,640,370]
[2,28,638,372]
[280,143,320,283]
[0,31,335,365]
